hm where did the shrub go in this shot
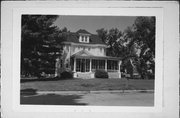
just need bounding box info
[60,71,73,79]
[95,69,108,79]
[146,72,155,79]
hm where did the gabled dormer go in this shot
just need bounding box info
[76,29,91,43]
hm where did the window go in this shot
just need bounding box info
[79,35,90,43]
[99,60,105,69]
[76,59,90,72]
[85,59,90,72]
[82,36,84,42]
[92,60,97,70]
[85,36,87,42]
[76,59,81,72]
[92,59,105,70]
[107,60,118,71]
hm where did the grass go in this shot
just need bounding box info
[21,78,154,91]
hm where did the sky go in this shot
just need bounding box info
[54,15,137,34]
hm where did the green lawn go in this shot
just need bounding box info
[21,78,154,91]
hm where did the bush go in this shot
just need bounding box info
[95,69,108,79]
[60,71,73,79]
[146,72,155,79]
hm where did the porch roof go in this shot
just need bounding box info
[71,54,122,60]
[71,49,122,60]
[74,56,121,60]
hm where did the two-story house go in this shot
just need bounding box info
[55,29,122,79]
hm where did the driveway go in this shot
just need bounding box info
[21,91,154,106]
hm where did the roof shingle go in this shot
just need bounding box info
[63,29,106,45]
[76,29,91,34]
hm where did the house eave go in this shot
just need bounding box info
[71,55,122,60]
[62,41,107,48]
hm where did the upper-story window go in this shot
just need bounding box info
[82,36,84,42]
[79,35,89,43]
[85,37,87,42]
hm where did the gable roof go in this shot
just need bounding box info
[72,49,93,57]
[62,29,106,45]
[76,29,91,34]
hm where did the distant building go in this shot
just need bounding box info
[55,29,122,79]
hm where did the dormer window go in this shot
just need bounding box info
[77,29,91,43]
[82,36,84,42]
[79,35,90,43]
[85,37,87,42]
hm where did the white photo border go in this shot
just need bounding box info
[1,1,179,118]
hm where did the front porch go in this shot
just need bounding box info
[71,57,122,79]
[55,49,122,79]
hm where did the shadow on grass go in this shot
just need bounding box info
[21,88,37,96]
[20,93,87,105]
[20,77,74,83]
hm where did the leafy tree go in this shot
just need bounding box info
[96,16,155,79]
[96,28,108,43]
[21,15,65,77]
[96,28,123,57]
[124,17,155,79]
[106,28,123,57]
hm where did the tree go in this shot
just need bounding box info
[96,17,155,80]
[124,17,155,79]
[97,28,133,88]
[96,28,108,43]
[96,28,123,57]
[21,15,65,77]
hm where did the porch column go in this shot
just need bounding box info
[105,59,107,71]
[90,59,92,72]
[73,58,76,72]
[118,60,122,78]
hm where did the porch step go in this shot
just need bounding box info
[75,72,121,79]
[76,73,93,79]
[108,72,121,78]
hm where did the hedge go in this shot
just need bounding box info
[95,69,108,79]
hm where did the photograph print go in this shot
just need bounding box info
[20,15,155,106]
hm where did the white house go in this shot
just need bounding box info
[55,29,122,79]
